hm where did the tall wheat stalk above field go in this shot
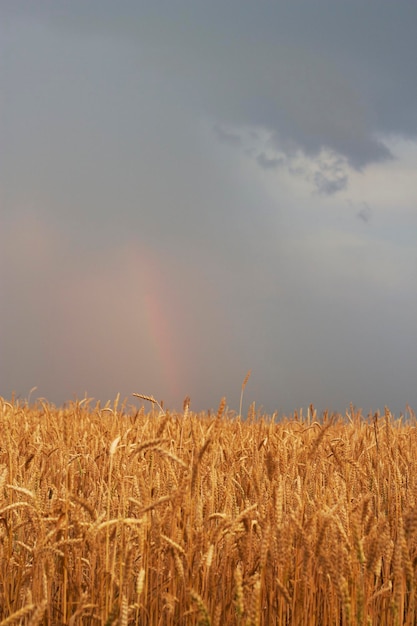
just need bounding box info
[132,392,165,416]
[239,370,251,417]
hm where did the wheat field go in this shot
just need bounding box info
[0,395,416,625]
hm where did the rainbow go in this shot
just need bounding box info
[142,288,180,402]
[128,242,182,405]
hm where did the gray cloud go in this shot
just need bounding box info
[213,124,242,147]
[4,2,416,169]
[357,203,372,223]
[256,152,285,171]
[314,171,348,195]
[1,2,416,414]
[313,156,350,195]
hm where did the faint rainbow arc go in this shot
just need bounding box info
[131,244,181,404]
[142,289,180,401]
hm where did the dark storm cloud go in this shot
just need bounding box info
[4,1,416,172]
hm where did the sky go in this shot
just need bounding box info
[1,1,416,416]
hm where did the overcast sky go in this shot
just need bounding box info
[1,1,416,416]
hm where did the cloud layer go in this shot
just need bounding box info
[1,2,416,414]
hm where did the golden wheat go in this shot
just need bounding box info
[0,396,416,624]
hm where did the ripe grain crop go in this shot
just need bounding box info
[0,396,416,625]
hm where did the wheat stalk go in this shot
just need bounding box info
[239,370,251,418]
[132,393,165,415]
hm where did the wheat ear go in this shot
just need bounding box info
[239,370,251,418]
[132,393,165,415]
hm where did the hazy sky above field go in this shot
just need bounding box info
[1,2,416,416]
